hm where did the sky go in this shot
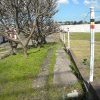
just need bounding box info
[54,0,100,22]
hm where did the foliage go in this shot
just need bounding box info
[59,20,89,25]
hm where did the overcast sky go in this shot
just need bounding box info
[54,0,100,21]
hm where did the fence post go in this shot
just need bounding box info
[89,6,95,82]
[67,28,70,49]
[64,33,66,45]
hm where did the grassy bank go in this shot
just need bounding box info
[0,43,57,100]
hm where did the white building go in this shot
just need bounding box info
[60,24,100,32]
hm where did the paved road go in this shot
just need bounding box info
[53,48,77,86]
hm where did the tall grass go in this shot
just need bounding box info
[0,43,56,100]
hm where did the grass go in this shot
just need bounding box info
[46,41,84,99]
[70,32,100,41]
[66,32,100,81]
[0,48,6,52]
[0,40,84,100]
[48,43,58,85]
[0,43,56,100]
[71,40,90,66]
[65,51,84,94]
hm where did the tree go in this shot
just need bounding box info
[30,0,58,46]
[77,20,83,24]
[0,0,57,57]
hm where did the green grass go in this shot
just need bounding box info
[65,52,84,94]
[0,48,6,52]
[0,43,56,100]
[48,43,58,85]
[70,32,100,41]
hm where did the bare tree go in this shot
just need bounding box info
[0,0,57,57]
[31,0,58,45]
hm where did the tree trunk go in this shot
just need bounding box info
[9,41,18,55]
[23,46,28,57]
[41,35,47,44]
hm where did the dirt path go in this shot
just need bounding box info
[53,47,78,86]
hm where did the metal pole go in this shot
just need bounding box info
[67,28,70,49]
[89,7,95,82]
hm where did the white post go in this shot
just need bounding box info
[67,28,70,49]
[60,32,62,40]
[61,33,63,42]
[89,7,95,82]
[64,33,66,44]
[62,33,64,43]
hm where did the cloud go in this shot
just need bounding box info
[72,0,79,4]
[57,0,69,4]
[84,0,100,7]
[84,0,90,5]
